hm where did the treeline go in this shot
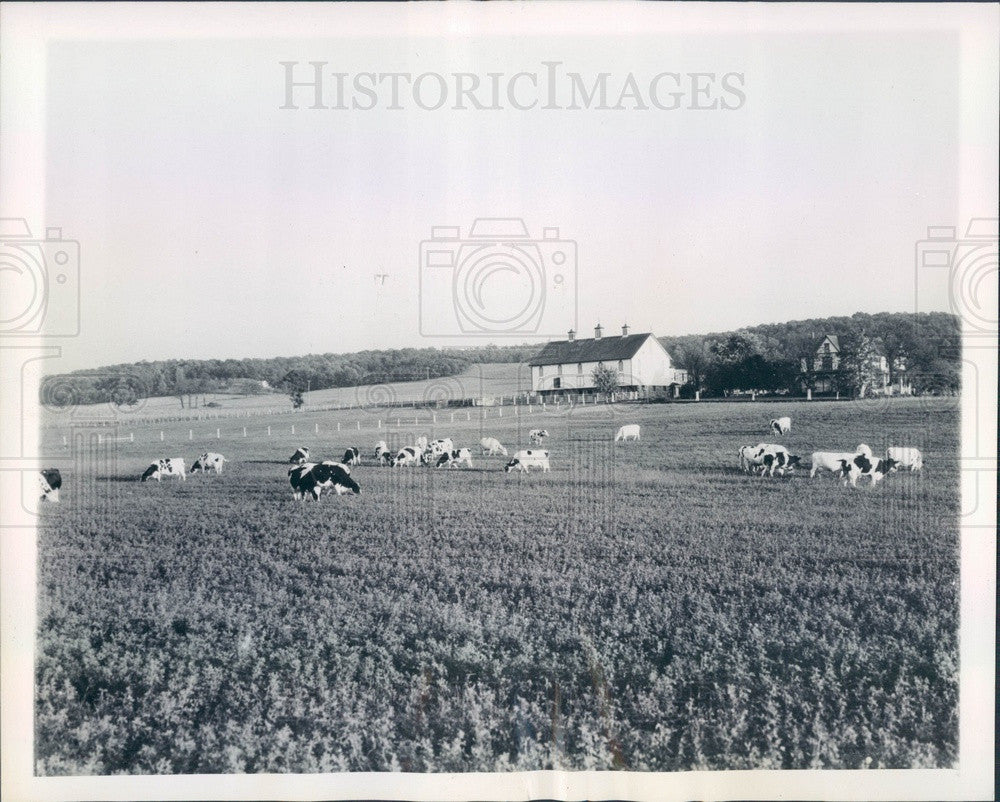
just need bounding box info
[42,344,539,409]
[660,311,961,396]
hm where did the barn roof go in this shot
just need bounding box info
[528,332,657,366]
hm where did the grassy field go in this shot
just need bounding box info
[34,397,959,773]
[48,362,531,423]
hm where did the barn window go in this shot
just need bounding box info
[577,362,583,374]
[618,360,623,371]
[553,377,561,389]
[539,365,544,377]
[558,364,563,375]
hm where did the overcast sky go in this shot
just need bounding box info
[39,26,979,370]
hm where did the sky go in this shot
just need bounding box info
[35,25,982,371]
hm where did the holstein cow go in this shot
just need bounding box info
[342,447,361,466]
[435,448,474,468]
[415,436,429,451]
[810,447,873,479]
[738,445,763,474]
[289,447,310,465]
[141,458,186,482]
[426,438,454,462]
[615,424,641,442]
[191,453,226,474]
[838,454,898,488]
[748,444,801,477]
[374,440,389,461]
[393,446,423,467]
[480,437,508,456]
[39,468,62,502]
[505,449,551,474]
[770,417,792,435]
[529,429,549,445]
[288,461,360,501]
[887,446,923,472]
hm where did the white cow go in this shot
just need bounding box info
[887,446,923,471]
[614,424,641,442]
[393,446,423,467]
[505,449,551,473]
[435,448,474,468]
[838,454,899,488]
[739,445,762,474]
[480,437,508,456]
[529,429,549,445]
[810,448,871,479]
[427,438,454,458]
[745,443,801,477]
[770,417,792,435]
[190,453,226,474]
[415,436,429,451]
[141,458,186,482]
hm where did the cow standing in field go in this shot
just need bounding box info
[480,437,508,456]
[342,447,361,466]
[811,447,873,479]
[529,429,549,445]
[289,447,310,465]
[770,417,792,435]
[191,453,226,474]
[746,444,800,477]
[739,445,762,474]
[415,436,429,451]
[374,441,389,462]
[838,454,898,488]
[39,469,62,502]
[435,448,474,468]
[887,446,923,471]
[505,449,551,473]
[289,461,360,500]
[426,438,454,462]
[141,458,186,482]
[615,424,641,442]
[393,446,423,467]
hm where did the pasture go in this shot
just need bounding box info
[34,398,959,773]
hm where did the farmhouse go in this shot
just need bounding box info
[799,333,910,395]
[529,324,687,398]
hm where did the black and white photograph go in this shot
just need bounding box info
[1,3,996,801]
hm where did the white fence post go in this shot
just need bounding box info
[467,411,471,421]
[216,428,220,439]
[189,429,193,440]
[97,434,102,445]
[268,426,271,436]
[160,431,164,441]
[130,433,135,442]
[695,391,701,401]
[378,420,382,429]
[356,421,360,430]
[337,422,341,432]
[315,423,319,434]
[243,427,247,437]
[432,413,436,423]
[499,408,503,417]
[63,435,68,446]
[292,425,295,435]
[450,412,454,423]
[397,419,400,427]
[807,388,813,401]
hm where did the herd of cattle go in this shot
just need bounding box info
[739,417,924,487]
[35,418,924,503]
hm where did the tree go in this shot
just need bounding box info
[591,364,620,397]
[837,333,883,397]
[672,338,711,390]
[281,369,311,409]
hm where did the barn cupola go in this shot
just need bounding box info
[621,323,630,337]
[594,323,603,340]
[567,328,576,341]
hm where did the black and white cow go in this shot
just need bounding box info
[529,429,549,445]
[838,454,898,488]
[141,458,186,482]
[504,449,551,473]
[770,416,792,435]
[435,448,474,468]
[374,440,389,462]
[39,468,62,502]
[745,444,800,477]
[288,461,360,501]
[393,446,423,467]
[427,438,454,458]
[289,447,310,465]
[190,453,226,474]
[342,447,361,466]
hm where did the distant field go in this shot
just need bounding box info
[35,398,958,773]
[46,363,531,423]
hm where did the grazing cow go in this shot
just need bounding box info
[289,447,310,465]
[39,469,62,502]
[856,443,874,458]
[374,440,389,461]
[480,437,508,456]
[140,458,186,482]
[738,445,763,474]
[838,454,898,488]
[504,449,551,473]
[393,446,422,467]
[190,453,226,474]
[342,447,361,466]
[529,429,549,445]
[887,446,923,471]
[288,461,360,500]
[435,448,474,468]
[377,450,394,466]
[770,417,792,435]
[810,448,871,479]
[748,444,801,477]
[615,424,641,442]
[415,436,429,451]
[427,438,454,458]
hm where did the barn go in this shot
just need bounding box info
[529,324,688,399]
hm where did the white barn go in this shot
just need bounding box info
[529,324,687,398]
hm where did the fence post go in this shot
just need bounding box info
[337,422,341,432]
[450,412,454,423]
[216,428,220,439]
[695,391,701,401]
[268,426,271,436]
[397,419,400,427]
[357,421,360,430]
[433,413,436,423]
[467,411,471,421]
[243,427,247,437]
[751,392,756,402]
[378,420,382,429]
[499,408,502,417]
[130,433,135,442]
[97,434,102,445]
[807,388,812,401]
[292,425,295,435]
[315,423,319,434]
[63,435,68,446]
[189,429,193,440]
